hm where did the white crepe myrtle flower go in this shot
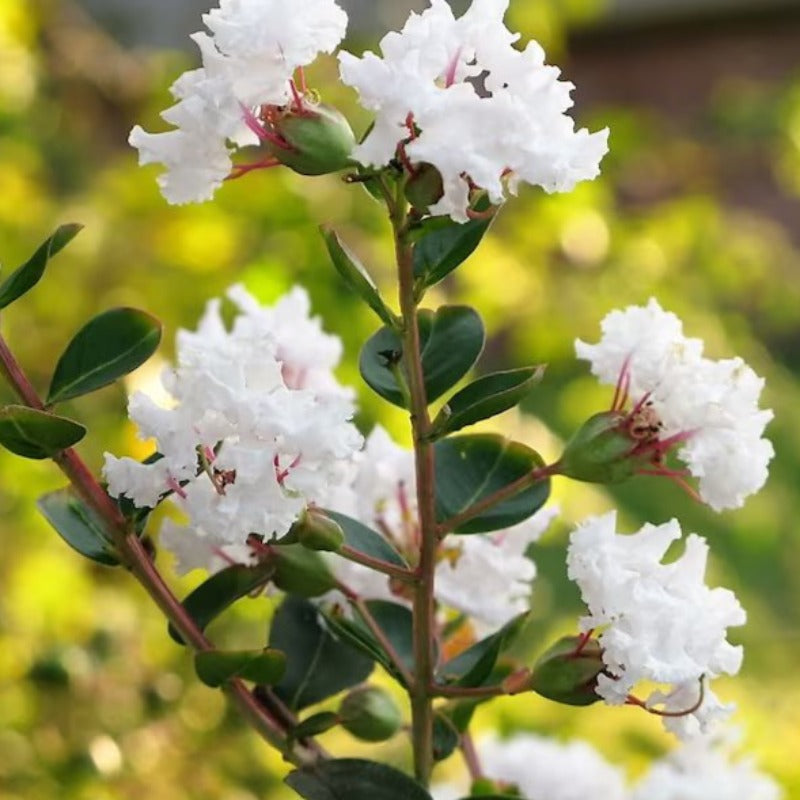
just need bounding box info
[442,734,628,800]
[130,0,348,204]
[329,426,556,633]
[567,511,745,739]
[104,286,361,573]
[574,298,774,511]
[339,0,608,221]
[632,731,782,800]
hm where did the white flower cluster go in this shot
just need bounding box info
[567,511,745,739]
[432,732,782,800]
[104,285,361,572]
[339,0,608,221]
[129,0,348,203]
[631,733,782,800]
[575,298,774,511]
[331,426,556,633]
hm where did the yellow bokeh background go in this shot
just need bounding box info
[0,1,798,798]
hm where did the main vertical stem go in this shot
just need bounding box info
[393,215,437,786]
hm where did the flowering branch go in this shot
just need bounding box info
[0,328,320,766]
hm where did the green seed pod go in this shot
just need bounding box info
[270,543,337,598]
[339,686,403,742]
[558,411,641,485]
[528,635,604,707]
[294,509,345,553]
[268,104,356,176]
[404,162,444,213]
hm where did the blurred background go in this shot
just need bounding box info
[1,0,799,797]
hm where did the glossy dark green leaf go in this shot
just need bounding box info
[359,306,485,408]
[286,759,432,800]
[320,226,397,328]
[529,636,603,707]
[321,600,416,687]
[47,308,162,404]
[0,224,82,309]
[271,597,373,711]
[292,711,341,739]
[432,711,460,762]
[37,487,119,566]
[168,563,275,645]
[194,648,286,688]
[435,434,550,534]
[324,510,409,569]
[437,613,529,687]
[431,366,546,438]
[0,405,86,459]
[412,212,494,289]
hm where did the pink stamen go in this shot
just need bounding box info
[626,390,653,421]
[571,628,595,657]
[239,103,293,150]
[211,546,240,567]
[637,465,701,502]
[405,113,417,140]
[288,78,305,112]
[274,453,302,486]
[227,158,282,181]
[296,66,307,94]
[444,47,463,88]
[166,476,187,500]
[396,140,418,176]
[612,355,633,412]
[203,445,216,463]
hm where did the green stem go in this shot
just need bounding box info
[0,329,318,766]
[436,462,559,536]
[392,205,437,786]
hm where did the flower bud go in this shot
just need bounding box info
[404,162,444,212]
[270,543,337,598]
[528,635,603,707]
[267,104,356,176]
[338,686,402,742]
[292,509,345,552]
[557,411,642,485]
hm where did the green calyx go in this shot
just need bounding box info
[293,509,345,553]
[338,686,403,742]
[404,162,444,213]
[558,410,642,485]
[528,635,604,707]
[268,103,356,176]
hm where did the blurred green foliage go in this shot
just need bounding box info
[0,1,798,797]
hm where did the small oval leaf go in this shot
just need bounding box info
[411,212,495,289]
[48,308,162,404]
[431,366,545,438]
[320,226,397,328]
[0,405,86,459]
[286,759,432,800]
[194,648,286,688]
[0,224,82,310]
[435,434,550,534]
[359,306,485,408]
[432,711,460,762]
[168,563,275,645]
[37,487,120,566]
[271,597,373,711]
[323,510,409,569]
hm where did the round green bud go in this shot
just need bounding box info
[338,686,403,742]
[558,411,641,485]
[294,510,345,553]
[270,543,337,598]
[268,103,356,176]
[528,635,604,707]
[404,162,444,213]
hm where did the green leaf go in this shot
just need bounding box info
[435,434,550,533]
[286,759,432,800]
[322,601,417,687]
[320,226,397,328]
[37,487,119,566]
[432,711,460,761]
[431,366,545,438]
[412,213,494,289]
[0,224,82,310]
[359,306,484,408]
[324,510,409,569]
[168,563,275,645]
[271,597,373,711]
[194,648,286,688]
[292,711,341,739]
[437,613,528,687]
[47,307,162,404]
[0,405,86,459]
